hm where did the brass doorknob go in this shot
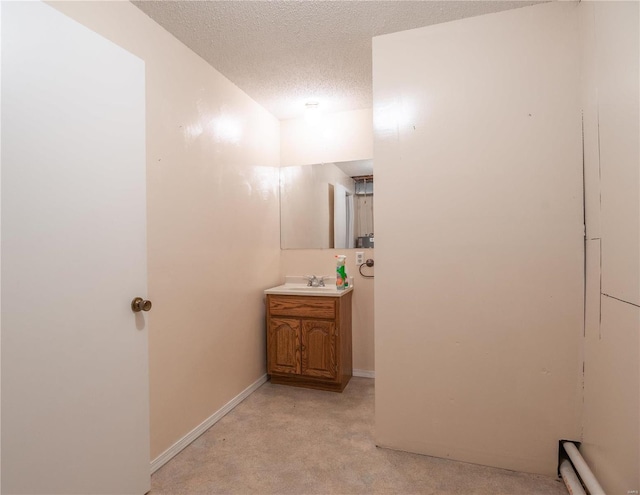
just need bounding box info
[131,297,152,313]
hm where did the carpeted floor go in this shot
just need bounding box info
[150,377,568,494]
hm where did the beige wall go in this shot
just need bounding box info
[280,108,373,167]
[50,1,282,460]
[580,2,639,494]
[279,249,375,373]
[373,2,584,476]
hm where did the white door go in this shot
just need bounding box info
[1,2,150,494]
[335,189,355,249]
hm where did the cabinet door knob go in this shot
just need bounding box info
[131,297,152,313]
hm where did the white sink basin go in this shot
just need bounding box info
[264,276,353,297]
[281,284,335,292]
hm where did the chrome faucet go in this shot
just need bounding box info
[303,275,326,287]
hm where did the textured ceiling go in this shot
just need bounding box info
[133,1,541,120]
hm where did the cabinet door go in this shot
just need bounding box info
[268,318,301,375]
[301,320,337,379]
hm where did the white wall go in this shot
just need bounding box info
[281,108,373,167]
[49,1,282,461]
[580,2,639,494]
[0,0,3,484]
[373,2,584,475]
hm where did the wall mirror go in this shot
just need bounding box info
[280,159,374,249]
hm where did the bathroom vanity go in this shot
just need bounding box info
[264,280,353,392]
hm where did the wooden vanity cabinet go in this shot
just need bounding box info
[266,291,352,392]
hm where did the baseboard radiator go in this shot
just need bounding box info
[559,441,606,495]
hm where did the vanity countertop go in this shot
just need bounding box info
[264,276,353,297]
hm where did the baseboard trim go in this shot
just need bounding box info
[150,373,268,474]
[353,369,375,378]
